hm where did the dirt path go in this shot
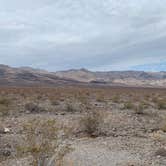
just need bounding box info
[62,136,166,166]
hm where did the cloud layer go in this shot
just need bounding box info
[0,0,166,71]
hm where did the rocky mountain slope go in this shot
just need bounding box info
[0,65,165,87]
[55,68,166,87]
[0,65,79,86]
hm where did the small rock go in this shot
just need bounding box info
[4,127,10,133]
[0,149,11,157]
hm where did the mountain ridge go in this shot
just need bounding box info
[55,68,166,87]
[0,64,165,87]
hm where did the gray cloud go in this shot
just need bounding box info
[0,0,166,71]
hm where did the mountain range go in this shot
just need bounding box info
[0,65,165,87]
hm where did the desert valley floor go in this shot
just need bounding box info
[0,86,166,166]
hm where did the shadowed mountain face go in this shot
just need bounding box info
[0,65,165,87]
[0,65,79,86]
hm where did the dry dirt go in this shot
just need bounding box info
[0,86,166,166]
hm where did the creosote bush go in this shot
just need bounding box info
[112,95,120,103]
[64,103,80,113]
[0,97,11,106]
[17,119,58,166]
[160,118,166,132]
[122,102,135,110]
[0,105,10,117]
[25,102,46,113]
[96,94,105,103]
[0,97,11,117]
[81,110,109,137]
[156,99,166,110]
[134,104,145,115]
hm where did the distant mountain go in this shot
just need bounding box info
[0,65,165,87]
[55,69,166,87]
[0,65,79,86]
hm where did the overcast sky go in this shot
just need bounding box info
[0,0,166,71]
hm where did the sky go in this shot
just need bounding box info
[0,0,166,71]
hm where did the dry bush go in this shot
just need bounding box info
[134,103,145,115]
[64,102,80,113]
[51,100,60,106]
[160,118,166,132]
[25,102,46,113]
[156,99,166,110]
[122,102,146,115]
[0,97,11,117]
[77,95,91,109]
[0,97,11,106]
[17,119,59,166]
[0,105,10,117]
[112,95,120,103]
[122,102,135,110]
[81,110,109,137]
[96,94,105,103]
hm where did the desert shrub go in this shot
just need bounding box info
[122,102,135,110]
[0,97,10,106]
[161,124,166,132]
[51,100,60,106]
[17,119,59,166]
[0,97,11,117]
[134,104,144,115]
[64,103,80,113]
[112,95,120,103]
[25,102,46,113]
[152,97,158,103]
[0,105,10,117]
[134,102,149,114]
[156,99,166,110]
[78,95,91,109]
[96,94,105,102]
[81,110,108,137]
[160,119,166,132]
[122,102,146,114]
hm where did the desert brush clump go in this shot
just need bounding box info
[122,102,146,114]
[24,102,47,113]
[0,97,11,106]
[122,102,135,110]
[134,104,144,115]
[81,110,110,137]
[160,117,166,133]
[17,119,59,166]
[112,95,121,103]
[64,102,80,113]
[96,93,105,103]
[156,99,166,110]
[134,101,150,114]
[0,97,11,117]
